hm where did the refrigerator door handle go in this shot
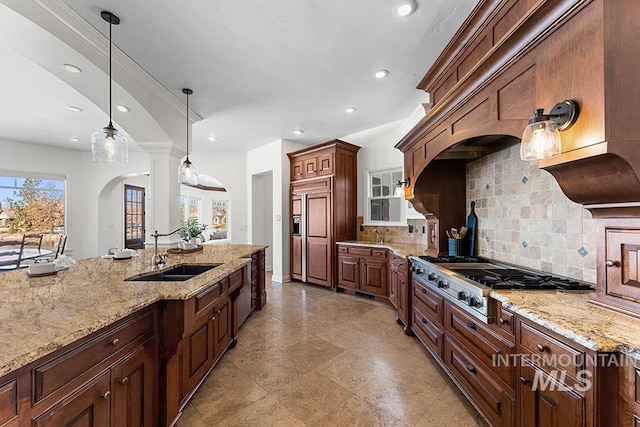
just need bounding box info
[301,194,307,282]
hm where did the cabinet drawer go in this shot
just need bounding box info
[195,283,221,316]
[348,246,371,257]
[0,380,17,426]
[519,321,584,379]
[372,249,387,259]
[445,303,515,390]
[412,279,443,325]
[33,309,154,403]
[229,268,244,291]
[390,254,407,269]
[498,307,515,337]
[412,303,444,359]
[444,336,514,427]
[337,245,348,254]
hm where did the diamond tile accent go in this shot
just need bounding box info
[521,176,528,184]
[485,236,490,242]
[578,247,589,257]
[485,183,491,190]
[521,241,528,248]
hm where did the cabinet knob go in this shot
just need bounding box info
[466,364,476,374]
[520,377,528,385]
[102,390,111,400]
[499,318,507,325]
[605,259,620,267]
[536,343,546,352]
[211,315,217,321]
[420,288,427,294]
[466,320,476,329]
[111,338,120,347]
[120,377,128,385]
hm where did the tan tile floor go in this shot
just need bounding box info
[177,273,488,426]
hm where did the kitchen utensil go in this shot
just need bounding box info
[452,228,458,238]
[446,229,453,238]
[466,201,477,256]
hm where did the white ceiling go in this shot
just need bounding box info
[0,0,477,153]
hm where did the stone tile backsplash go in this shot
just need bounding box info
[356,216,427,247]
[466,144,596,284]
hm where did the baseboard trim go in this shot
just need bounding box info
[271,274,290,283]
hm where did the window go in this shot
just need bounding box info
[366,167,403,225]
[0,174,65,244]
[211,199,229,240]
[179,195,202,223]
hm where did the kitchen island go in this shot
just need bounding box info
[0,244,266,427]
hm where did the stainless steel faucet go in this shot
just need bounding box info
[372,228,383,244]
[151,228,182,266]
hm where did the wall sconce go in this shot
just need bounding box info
[520,100,579,161]
[394,177,410,197]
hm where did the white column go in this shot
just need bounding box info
[140,142,186,247]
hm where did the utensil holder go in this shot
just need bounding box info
[448,238,464,256]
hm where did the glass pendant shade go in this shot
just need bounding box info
[520,119,561,161]
[91,122,128,164]
[179,158,199,186]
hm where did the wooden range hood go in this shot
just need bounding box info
[396,0,640,251]
[395,0,640,315]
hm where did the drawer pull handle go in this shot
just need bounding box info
[466,320,476,329]
[499,318,507,325]
[102,390,111,400]
[120,377,128,385]
[466,364,476,374]
[605,259,620,267]
[520,377,528,385]
[111,338,120,347]
[420,288,427,294]
[421,317,427,325]
[536,344,546,352]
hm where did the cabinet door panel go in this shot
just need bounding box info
[519,360,585,427]
[291,160,303,181]
[111,342,155,427]
[181,313,214,399]
[389,267,398,308]
[214,298,232,360]
[337,255,359,290]
[33,372,110,427]
[291,236,302,279]
[303,157,318,178]
[317,153,333,176]
[360,258,388,296]
[306,193,331,287]
[397,269,410,326]
[606,229,640,301]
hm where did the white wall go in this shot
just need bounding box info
[340,120,406,217]
[251,172,273,270]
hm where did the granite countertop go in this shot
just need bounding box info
[337,240,428,258]
[491,290,640,359]
[0,244,266,378]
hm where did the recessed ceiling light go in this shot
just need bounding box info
[393,0,417,17]
[345,107,357,113]
[63,64,82,74]
[116,104,129,112]
[375,69,390,79]
[70,137,80,142]
[66,106,83,112]
[293,130,304,135]
[208,136,218,142]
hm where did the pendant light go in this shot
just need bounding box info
[179,88,199,185]
[92,11,128,165]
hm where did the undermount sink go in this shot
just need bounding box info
[126,264,222,282]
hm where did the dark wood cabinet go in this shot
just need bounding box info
[389,254,410,333]
[519,359,585,427]
[336,245,388,297]
[289,140,360,288]
[33,371,111,427]
[250,249,266,310]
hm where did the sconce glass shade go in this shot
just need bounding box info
[520,119,561,160]
[179,158,199,186]
[91,122,128,164]
[394,182,405,197]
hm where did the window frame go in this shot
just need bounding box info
[363,166,407,227]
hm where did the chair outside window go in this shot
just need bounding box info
[0,239,25,271]
[37,235,67,262]
[22,234,43,251]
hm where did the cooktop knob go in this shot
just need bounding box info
[457,290,469,302]
[416,267,424,275]
[437,280,448,289]
[428,273,437,281]
[469,296,482,308]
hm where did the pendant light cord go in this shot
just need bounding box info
[186,91,189,160]
[108,19,113,127]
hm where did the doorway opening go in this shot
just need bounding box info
[124,184,145,249]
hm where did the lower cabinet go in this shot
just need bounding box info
[389,253,410,332]
[336,245,388,297]
[251,249,266,310]
[28,307,157,427]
